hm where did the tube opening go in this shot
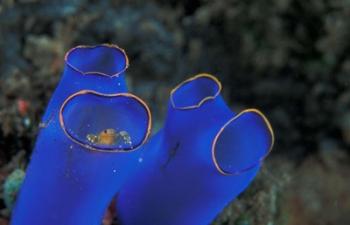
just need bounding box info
[212,109,274,175]
[64,44,129,77]
[170,73,222,110]
[59,91,151,152]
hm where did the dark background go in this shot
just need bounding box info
[0,0,349,225]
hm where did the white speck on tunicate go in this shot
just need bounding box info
[138,157,143,163]
[69,145,73,149]
[113,169,117,173]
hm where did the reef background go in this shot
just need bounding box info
[0,0,349,225]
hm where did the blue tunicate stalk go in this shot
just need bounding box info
[116,73,274,225]
[11,45,152,225]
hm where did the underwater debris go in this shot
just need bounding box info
[234,214,251,225]
[16,99,29,117]
[38,112,55,129]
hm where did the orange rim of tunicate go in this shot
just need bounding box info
[170,73,222,110]
[64,44,129,77]
[211,108,275,176]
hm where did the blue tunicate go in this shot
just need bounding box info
[116,74,274,225]
[11,44,151,225]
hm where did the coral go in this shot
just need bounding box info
[179,0,350,158]
[3,169,25,210]
[211,158,292,225]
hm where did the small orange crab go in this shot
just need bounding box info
[86,129,132,146]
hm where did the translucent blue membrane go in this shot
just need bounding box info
[116,74,274,225]
[214,110,273,174]
[171,76,220,108]
[67,45,127,75]
[61,92,150,150]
